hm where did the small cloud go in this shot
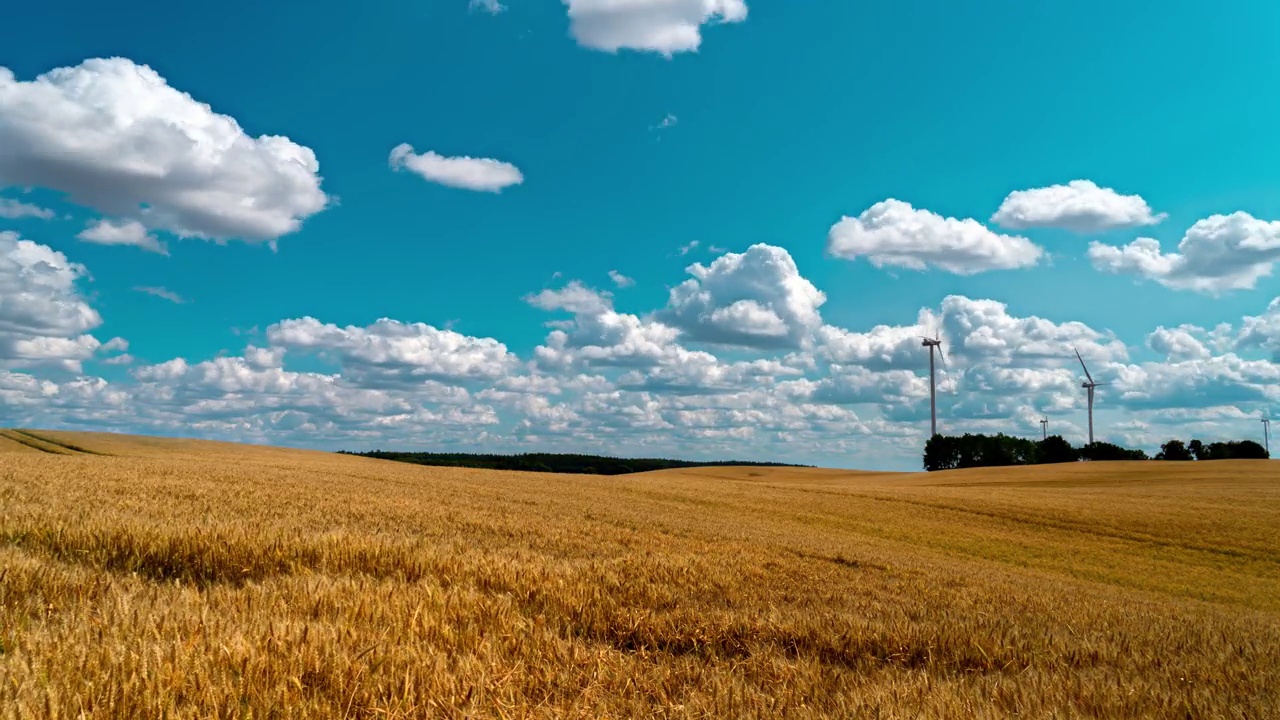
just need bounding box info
[100,353,134,365]
[133,286,186,304]
[469,0,505,13]
[651,113,678,132]
[678,240,700,256]
[564,0,747,56]
[609,270,636,288]
[708,245,728,254]
[389,143,523,193]
[79,219,167,254]
[0,198,54,220]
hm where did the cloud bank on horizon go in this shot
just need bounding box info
[1,1,1278,470]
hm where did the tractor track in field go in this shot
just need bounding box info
[0,429,106,455]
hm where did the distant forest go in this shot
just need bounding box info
[924,433,1268,472]
[337,451,809,476]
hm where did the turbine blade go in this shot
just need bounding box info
[1075,348,1095,384]
[937,343,947,367]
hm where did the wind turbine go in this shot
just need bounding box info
[1074,348,1110,445]
[921,332,945,437]
[1040,417,1049,440]
[1262,416,1271,457]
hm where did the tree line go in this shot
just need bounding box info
[337,450,809,476]
[923,433,1267,472]
[1152,439,1269,461]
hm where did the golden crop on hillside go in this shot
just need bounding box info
[1,428,1278,718]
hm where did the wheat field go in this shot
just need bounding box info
[1,428,1277,718]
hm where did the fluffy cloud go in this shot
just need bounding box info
[78,218,166,254]
[827,199,1043,274]
[956,366,1079,408]
[563,0,748,55]
[816,312,935,370]
[1089,212,1280,293]
[659,244,826,349]
[526,281,614,316]
[940,295,1128,366]
[123,355,498,443]
[0,58,329,243]
[267,317,518,387]
[0,197,53,220]
[1147,325,1211,362]
[802,365,931,407]
[1236,297,1280,360]
[529,283,692,370]
[0,232,106,371]
[389,144,523,193]
[991,180,1165,232]
[817,295,1125,371]
[1111,354,1280,410]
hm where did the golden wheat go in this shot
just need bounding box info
[1,429,1277,718]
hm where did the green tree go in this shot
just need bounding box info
[1036,435,1078,464]
[1156,439,1193,461]
[1202,440,1269,460]
[1080,442,1148,461]
[923,434,960,472]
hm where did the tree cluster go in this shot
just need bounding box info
[1155,439,1269,461]
[923,433,1146,472]
[924,433,1269,472]
[336,451,808,476]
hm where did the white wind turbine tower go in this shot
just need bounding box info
[1074,348,1110,445]
[921,332,945,437]
[1040,417,1049,440]
[1262,416,1271,457]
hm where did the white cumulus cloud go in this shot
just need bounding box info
[660,243,826,349]
[827,199,1044,274]
[389,144,523,193]
[0,58,329,243]
[991,180,1165,232]
[563,0,748,55]
[0,231,105,371]
[1236,297,1280,361]
[1147,325,1211,362]
[1089,212,1280,293]
[940,295,1128,366]
[267,317,519,385]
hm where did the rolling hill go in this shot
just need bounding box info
[1,429,1277,718]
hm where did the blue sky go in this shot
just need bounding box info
[2,0,1279,469]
